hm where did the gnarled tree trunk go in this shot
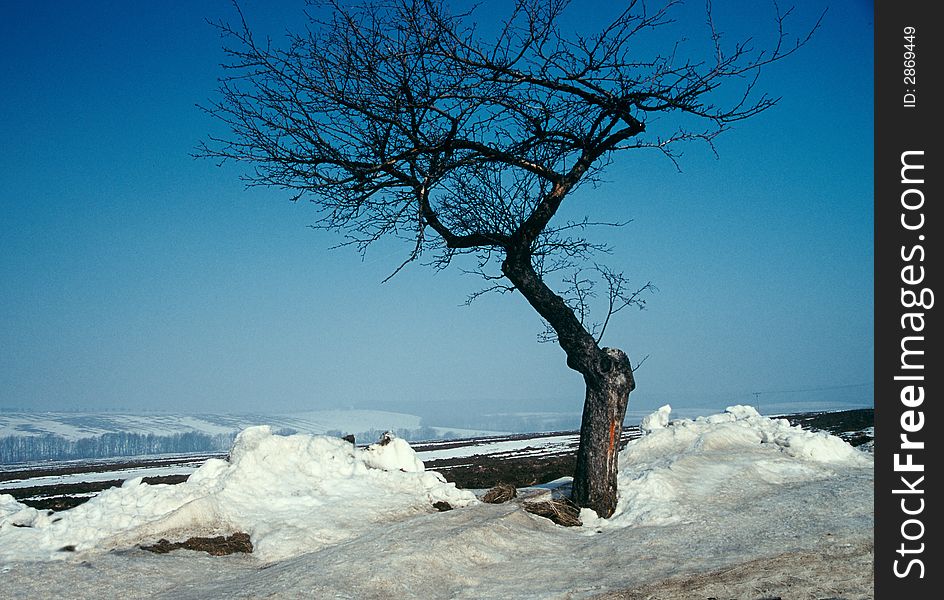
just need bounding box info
[572,348,634,517]
[501,250,634,518]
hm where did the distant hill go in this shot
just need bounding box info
[0,410,494,464]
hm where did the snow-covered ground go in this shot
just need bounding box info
[416,432,583,461]
[0,405,873,599]
[0,409,428,441]
[0,461,208,491]
[0,408,506,465]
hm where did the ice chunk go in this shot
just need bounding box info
[640,404,672,433]
[361,432,425,473]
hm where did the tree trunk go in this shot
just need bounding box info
[571,347,634,518]
[500,250,635,518]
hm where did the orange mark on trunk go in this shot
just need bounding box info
[608,419,618,457]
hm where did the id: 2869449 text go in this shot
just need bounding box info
[903,26,917,108]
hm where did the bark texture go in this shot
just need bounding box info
[572,348,634,518]
[502,252,634,517]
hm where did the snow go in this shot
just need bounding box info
[639,403,672,432]
[0,409,510,465]
[0,408,470,442]
[361,432,426,472]
[0,406,873,598]
[0,463,203,491]
[416,433,582,461]
[1,432,589,493]
[0,493,34,522]
[0,427,475,562]
[583,404,871,529]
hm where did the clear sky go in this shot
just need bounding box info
[0,1,873,421]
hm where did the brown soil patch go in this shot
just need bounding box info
[435,453,577,489]
[142,532,253,556]
[11,474,190,511]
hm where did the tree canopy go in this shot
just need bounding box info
[202,0,815,282]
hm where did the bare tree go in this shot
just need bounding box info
[199,0,818,517]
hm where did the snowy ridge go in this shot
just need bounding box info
[0,409,501,464]
[0,409,425,441]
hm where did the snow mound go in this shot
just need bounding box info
[639,403,672,432]
[361,431,425,472]
[594,405,872,527]
[1,493,41,525]
[0,427,476,562]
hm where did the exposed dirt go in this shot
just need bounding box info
[7,474,190,511]
[141,532,253,556]
[434,453,577,489]
[785,409,874,447]
[425,428,638,490]
[408,430,579,454]
[0,454,220,483]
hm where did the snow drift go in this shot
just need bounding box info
[0,427,475,562]
[588,404,872,528]
[0,405,872,598]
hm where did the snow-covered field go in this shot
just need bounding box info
[0,409,505,465]
[0,405,873,599]
[0,410,427,441]
[416,432,583,461]
[0,459,211,491]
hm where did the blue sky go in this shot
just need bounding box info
[0,1,873,421]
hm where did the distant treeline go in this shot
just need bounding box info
[0,431,235,464]
[0,426,458,464]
